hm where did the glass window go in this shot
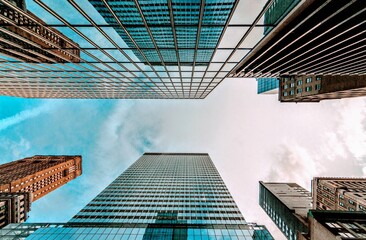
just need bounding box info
[305,86,312,92]
[297,80,303,85]
[306,77,312,83]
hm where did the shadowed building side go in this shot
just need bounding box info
[231,0,366,79]
[298,210,366,240]
[280,75,366,102]
[0,192,31,228]
[259,181,312,240]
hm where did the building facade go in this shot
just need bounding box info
[257,78,279,94]
[259,182,312,240]
[0,0,80,63]
[89,0,237,66]
[313,177,366,212]
[231,0,366,78]
[298,210,366,240]
[263,0,301,35]
[0,155,82,201]
[0,192,31,228]
[279,75,366,102]
[0,153,273,239]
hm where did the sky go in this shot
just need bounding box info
[1,80,366,239]
[1,0,366,239]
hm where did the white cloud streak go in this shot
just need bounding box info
[0,103,53,132]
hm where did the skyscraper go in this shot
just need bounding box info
[0,153,273,239]
[312,177,366,212]
[0,0,242,99]
[280,75,366,102]
[0,155,82,201]
[257,78,279,94]
[231,1,366,78]
[263,0,300,35]
[259,182,312,240]
[88,1,237,66]
[0,155,81,228]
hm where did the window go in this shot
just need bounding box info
[290,83,295,87]
[316,76,322,81]
[289,90,294,96]
[340,202,344,207]
[306,77,312,83]
[297,80,303,85]
[297,88,302,94]
[284,85,288,89]
[305,86,312,92]
[315,84,321,90]
[283,92,288,97]
[349,199,355,205]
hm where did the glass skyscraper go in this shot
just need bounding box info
[89,0,237,66]
[257,78,279,94]
[0,153,273,239]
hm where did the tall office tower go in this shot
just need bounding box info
[89,1,237,66]
[0,0,80,63]
[0,155,82,201]
[2,153,273,239]
[298,210,366,240]
[0,192,31,228]
[231,1,366,86]
[259,182,312,240]
[280,75,366,102]
[257,78,279,94]
[313,177,366,212]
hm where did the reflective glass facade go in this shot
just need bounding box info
[89,0,237,66]
[263,0,301,35]
[257,78,279,94]
[0,153,273,239]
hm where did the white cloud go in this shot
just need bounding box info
[0,102,54,132]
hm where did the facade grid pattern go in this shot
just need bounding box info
[0,0,277,99]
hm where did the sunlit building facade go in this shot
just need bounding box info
[0,153,273,239]
[313,177,366,212]
[0,155,82,201]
